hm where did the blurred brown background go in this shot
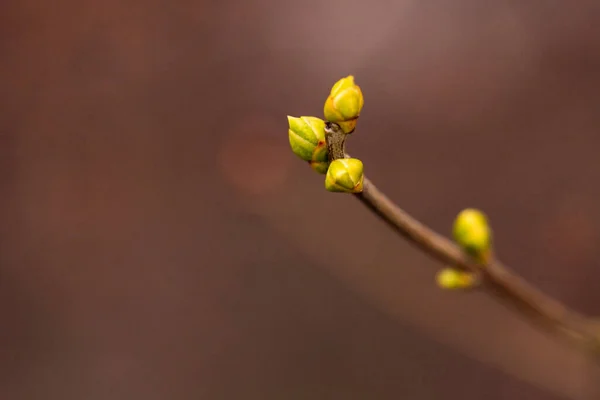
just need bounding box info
[1,0,600,399]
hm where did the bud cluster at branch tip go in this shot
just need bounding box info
[287,115,330,174]
[325,158,364,193]
[436,268,477,290]
[323,75,364,134]
[452,208,493,264]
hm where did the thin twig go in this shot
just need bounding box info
[324,122,600,354]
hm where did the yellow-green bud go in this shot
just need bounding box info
[325,158,364,193]
[287,115,330,174]
[323,75,364,134]
[436,268,476,290]
[452,208,492,262]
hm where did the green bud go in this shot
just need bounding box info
[452,208,492,262]
[325,158,364,193]
[323,75,364,134]
[287,116,330,174]
[436,268,476,290]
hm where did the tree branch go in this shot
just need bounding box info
[324,121,600,354]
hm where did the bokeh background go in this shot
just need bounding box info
[2,0,600,399]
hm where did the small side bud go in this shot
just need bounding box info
[452,208,493,263]
[323,75,364,134]
[325,158,364,193]
[287,116,330,174]
[436,268,476,290]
